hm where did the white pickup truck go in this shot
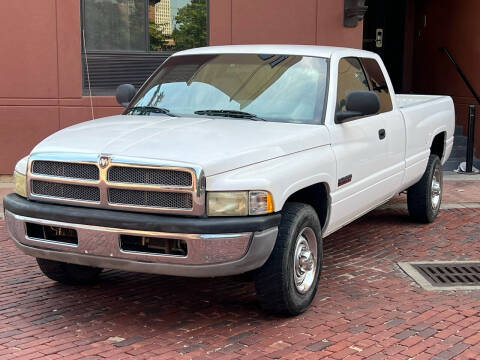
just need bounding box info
[4,45,454,315]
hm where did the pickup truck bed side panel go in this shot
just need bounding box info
[398,95,455,190]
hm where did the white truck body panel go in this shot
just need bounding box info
[5,45,456,278]
[29,45,455,236]
[33,115,331,177]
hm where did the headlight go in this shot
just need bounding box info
[14,156,28,198]
[207,191,274,217]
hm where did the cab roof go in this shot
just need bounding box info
[173,44,376,59]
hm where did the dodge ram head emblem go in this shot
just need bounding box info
[99,156,110,168]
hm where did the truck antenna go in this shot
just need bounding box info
[82,28,95,121]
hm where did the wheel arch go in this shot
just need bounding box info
[281,182,331,230]
[430,131,446,161]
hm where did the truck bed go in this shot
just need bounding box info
[395,93,455,186]
[395,94,447,109]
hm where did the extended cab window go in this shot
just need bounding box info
[336,57,370,112]
[361,58,393,113]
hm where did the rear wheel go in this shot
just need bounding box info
[36,258,102,285]
[407,154,443,223]
[254,202,323,315]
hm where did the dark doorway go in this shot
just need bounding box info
[363,0,408,92]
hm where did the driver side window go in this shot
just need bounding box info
[336,57,370,112]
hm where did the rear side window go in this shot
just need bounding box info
[336,57,370,112]
[361,58,393,113]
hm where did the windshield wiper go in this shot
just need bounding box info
[127,106,177,117]
[194,109,267,121]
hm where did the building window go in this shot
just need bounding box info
[81,0,208,94]
[149,0,207,51]
[83,0,148,51]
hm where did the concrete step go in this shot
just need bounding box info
[450,146,467,158]
[443,159,462,171]
[453,136,467,146]
[449,146,478,158]
[455,124,464,136]
[443,158,480,171]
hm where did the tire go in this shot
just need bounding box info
[407,154,443,223]
[36,258,102,285]
[254,202,323,315]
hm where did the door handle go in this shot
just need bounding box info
[378,129,386,140]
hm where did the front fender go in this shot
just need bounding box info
[206,146,336,213]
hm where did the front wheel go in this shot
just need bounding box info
[407,154,443,223]
[254,202,323,315]
[36,258,102,285]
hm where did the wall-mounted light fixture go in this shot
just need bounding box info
[344,0,368,28]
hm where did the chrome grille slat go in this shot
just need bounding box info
[27,154,205,215]
[108,188,193,209]
[32,161,99,180]
[31,180,100,202]
[108,166,192,187]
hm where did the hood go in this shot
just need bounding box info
[31,115,331,176]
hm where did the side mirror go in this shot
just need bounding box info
[116,84,136,108]
[335,90,380,123]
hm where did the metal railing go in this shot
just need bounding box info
[441,47,478,172]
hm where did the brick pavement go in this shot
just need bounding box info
[1,179,480,359]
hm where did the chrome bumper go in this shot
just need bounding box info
[5,210,278,277]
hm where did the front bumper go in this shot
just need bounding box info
[3,194,280,277]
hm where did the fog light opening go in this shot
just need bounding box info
[120,235,187,256]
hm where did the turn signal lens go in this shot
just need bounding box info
[249,191,274,215]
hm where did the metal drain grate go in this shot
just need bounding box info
[413,263,480,286]
[398,262,480,291]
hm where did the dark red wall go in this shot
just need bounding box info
[412,0,480,153]
[0,0,122,174]
[209,0,363,48]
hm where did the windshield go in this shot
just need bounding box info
[128,54,329,124]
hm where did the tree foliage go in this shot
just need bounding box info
[149,21,168,51]
[172,0,207,50]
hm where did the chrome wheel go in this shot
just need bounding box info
[293,227,317,294]
[431,164,442,210]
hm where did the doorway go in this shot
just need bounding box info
[362,0,411,93]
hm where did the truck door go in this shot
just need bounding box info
[326,57,393,231]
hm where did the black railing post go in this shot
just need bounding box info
[441,48,480,105]
[466,105,476,172]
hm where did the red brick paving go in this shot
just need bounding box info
[2,177,480,359]
[1,205,480,359]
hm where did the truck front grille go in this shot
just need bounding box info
[32,161,99,180]
[27,155,204,215]
[108,166,192,187]
[109,188,193,209]
[31,180,100,202]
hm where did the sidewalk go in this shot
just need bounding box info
[383,173,480,210]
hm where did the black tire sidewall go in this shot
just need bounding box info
[279,204,323,314]
[425,156,442,222]
[407,154,443,223]
[36,258,102,285]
